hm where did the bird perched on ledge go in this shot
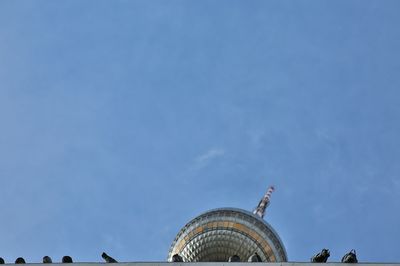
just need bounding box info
[228,255,241,262]
[43,256,53,263]
[171,254,183,262]
[248,253,262,262]
[15,258,26,264]
[311,249,330,262]
[228,254,240,262]
[342,250,358,263]
[62,256,73,263]
[102,252,118,263]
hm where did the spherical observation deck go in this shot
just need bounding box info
[167,208,287,262]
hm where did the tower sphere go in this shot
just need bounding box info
[168,208,287,262]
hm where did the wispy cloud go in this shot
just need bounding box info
[195,148,225,164]
[189,148,226,171]
[177,148,226,184]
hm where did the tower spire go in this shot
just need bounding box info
[253,185,275,218]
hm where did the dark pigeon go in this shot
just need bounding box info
[342,250,358,263]
[171,254,183,262]
[311,249,330,263]
[62,256,73,263]
[102,252,117,263]
[248,253,262,262]
[228,255,241,262]
[15,258,26,264]
[43,256,53,263]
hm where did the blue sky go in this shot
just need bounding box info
[1,0,400,263]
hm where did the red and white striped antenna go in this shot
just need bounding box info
[253,185,275,219]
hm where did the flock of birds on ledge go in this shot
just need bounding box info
[171,249,358,263]
[0,249,357,264]
[170,249,358,263]
[0,253,117,264]
[310,249,358,263]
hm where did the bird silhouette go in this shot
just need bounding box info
[342,250,358,263]
[248,253,262,262]
[15,257,26,264]
[43,256,53,263]
[102,252,117,263]
[311,249,330,263]
[62,256,73,263]
[171,254,183,262]
[228,255,241,262]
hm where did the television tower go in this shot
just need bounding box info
[253,186,275,219]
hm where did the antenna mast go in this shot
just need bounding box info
[253,186,275,218]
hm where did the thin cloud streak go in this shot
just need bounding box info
[195,148,225,164]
